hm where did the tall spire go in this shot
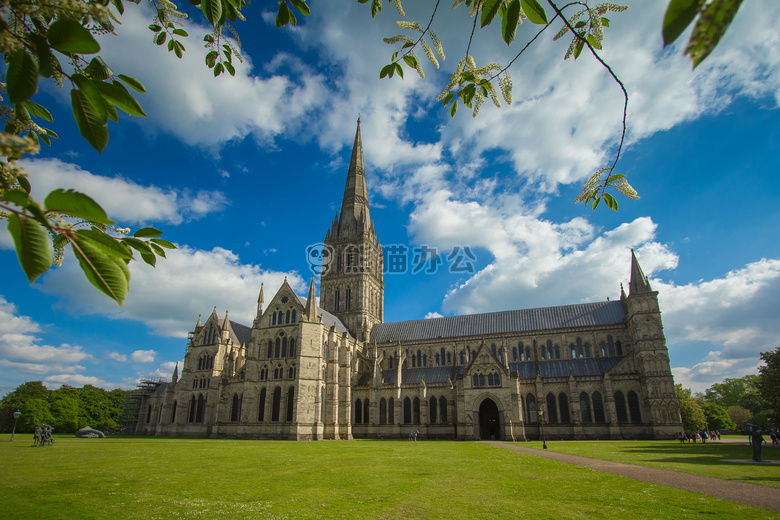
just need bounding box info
[340,118,371,227]
[172,362,179,384]
[256,283,264,318]
[629,249,652,295]
[305,276,318,321]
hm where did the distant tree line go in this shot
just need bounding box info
[677,346,780,433]
[0,381,129,433]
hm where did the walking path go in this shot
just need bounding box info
[483,441,780,512]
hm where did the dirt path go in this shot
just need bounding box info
[483,441,780,512]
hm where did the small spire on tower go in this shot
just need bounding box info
[257,283,264,317]
[305,276,318,321]
[222,310,230,331]
[172,362,179,384]
[629,249,652,295]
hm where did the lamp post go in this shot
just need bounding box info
[538,408,547,449]
[10,410,21,441]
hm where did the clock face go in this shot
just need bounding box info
[281,296,288,303]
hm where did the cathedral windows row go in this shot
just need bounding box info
[354,398,370,424]
[472,371,501,388]
[513,343,532,361]
[570,338,591,359]
[197,354,214,371]
[379,397,394,424]
[266,336,296,360]
[403,397,421,424]
[192,376,210,389]
[271,309,296,326]
[524,390,640,424]
[257,386,295,423]
[260,363,296,380]
[541,341,561,360]
[429,396,448,424]
[230,393,243,422]
[188,394,206,423]
[601,336,624,357]
[202,326,218,345]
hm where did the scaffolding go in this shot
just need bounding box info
[120,378,167,434]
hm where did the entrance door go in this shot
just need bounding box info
[479,399,501,440]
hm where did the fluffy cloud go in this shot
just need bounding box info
[90,5,329,148]
[38,244,305,337]
[108,352,128,362]
[131,350,157,363]
[0,296,91,375]
[20,158,228,225]
[43,373,115,389]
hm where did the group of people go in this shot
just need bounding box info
[33,424,54,447]
[677,430,721,443]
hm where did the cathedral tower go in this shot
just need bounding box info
[320,119,384,340]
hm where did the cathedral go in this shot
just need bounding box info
[133,121,682,441]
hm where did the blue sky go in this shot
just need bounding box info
[1,1,779,395]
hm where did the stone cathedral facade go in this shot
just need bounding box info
[134,121,682,441]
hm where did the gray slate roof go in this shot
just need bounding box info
[510,357,622,379]
[381,367,462,385]
[370,301,627,344]
[296,296,349,334]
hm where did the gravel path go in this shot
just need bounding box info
[483,440,780,512]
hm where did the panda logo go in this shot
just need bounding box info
[306,243,334,275]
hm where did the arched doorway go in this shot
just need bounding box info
[479,399,501,440]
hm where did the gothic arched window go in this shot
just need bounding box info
[258,388,266,422]
[558,393,570,423]
[614,391,628,422]
[628,390,642,423]
[592,391,605,422]
[580,392,592,423]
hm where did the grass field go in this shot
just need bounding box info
[515,438,780,488]
[1,435,778,520]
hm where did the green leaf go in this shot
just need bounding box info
[20,101,53,122]
[521,0,548,25]
[17,176,32,194]
[106,104,119,123]
[3,189,32,207]
[133,227,164,238]
[685,0,743,69]
[213,62,224,77]
[70,89,109,153]
[606,174,626,183]
[587,34,602,50]
[167,39,174,52]
[148,24,162,32]
[403,55,417,68]
[603,193,619,211]
[122,236,153,255]
[394,62,403,78]
[112,0,125,15]
[481,0,502,28]
[442,92,455,106]
[156,32,167,45]
[289,0,310,16]
[450,100,458,117]
[371,0,382,18]
[150,242,166,256]
[45,128,59,139]
[275,1,290,27]
[117,74,146,93]
[205,51,219,68]
[47,20,101,54]
[39,133,51,146]
[76,229,133,260]
[151,238,176,249]
[7,214,53,283]
[380,64,394,79]
[224,61,235,75]
[70,234,130,305]
[201,0,224,25]
[173,28,189,37]
[662,0,704,47]
[502,0,521,45]
[591,197,601,210]
[72,75,107,123]
[573,37,585,59]
[6,50,40,104]
[31,34,55,78]
[44,189,114,224]
[97,80,145,117]
[85,56,113,81]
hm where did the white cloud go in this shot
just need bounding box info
[108,352,128,362]
[424,312,444,319]
[131,350,157,363]
[20,158,228,225]
[43,373,116,389]
[38,244,305,337]
[0,295,93,374]
[91,5,329,148]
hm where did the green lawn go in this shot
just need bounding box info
[516,439,780,488]
[0,435,777,520]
